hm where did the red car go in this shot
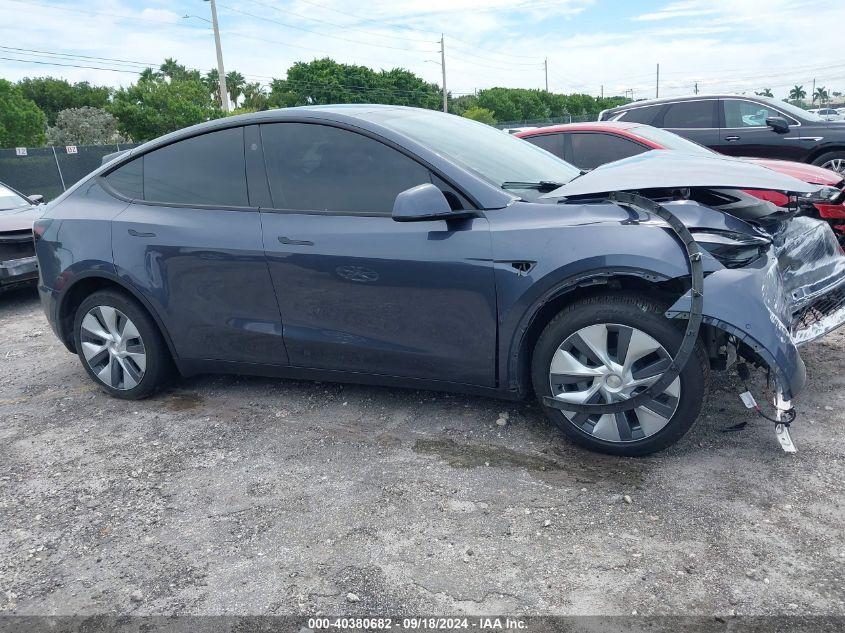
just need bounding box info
[516,122,845,241]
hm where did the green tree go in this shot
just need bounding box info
[788,85,806,102]
[16,77,110,125]
[203,69,221,104]
[108,72,222,142]
[462,106,496,125]
[159,58,199,82]
[475,88,550,123]
[46,106,124,145]
[449,94,478,117]
[0,79,47,147]
[755,88,773,97]
[226,71,246,108]
[241,82,269,111]
[813,86,830,105]
[268,58,440,109]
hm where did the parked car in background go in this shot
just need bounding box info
[0,182,43,291]
[516,122,845,243]
[808,108,844,121]
[599,95,845,174]
[33,106,845,456]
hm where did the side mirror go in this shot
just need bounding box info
[392,183,475,222]
[766,116,790,133]
[28,194,44,204]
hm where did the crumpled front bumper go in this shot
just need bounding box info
[0,255,38,288]
[667,217,845,400]
[776,216,845,345]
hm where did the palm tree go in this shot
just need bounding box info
[139,67,161,82]
[204,69,221,102]
[241,82,269,111]
[813,86,830,105]
[788,84,806,103]
[226,71,246,108]
[756,88,773,98]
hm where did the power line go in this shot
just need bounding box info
[216,3,437,54]
[1,0,206,27]
[239,0,435,44]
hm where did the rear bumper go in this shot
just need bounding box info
[0,255,38,288]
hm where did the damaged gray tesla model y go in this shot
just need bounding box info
[33,106,845,455]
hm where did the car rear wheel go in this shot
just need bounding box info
[531,292,708,456]
[812,151,845,174]
[73,289,171,399]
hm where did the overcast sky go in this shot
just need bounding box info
[1,0,842,100]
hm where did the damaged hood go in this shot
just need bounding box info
[542,150,822,198]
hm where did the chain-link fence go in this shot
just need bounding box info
[0,143,140,202]
[494,114,597,130]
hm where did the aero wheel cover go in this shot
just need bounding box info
[548,323,681,443]
[80,306,147,390]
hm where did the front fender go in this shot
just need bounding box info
[666,251,806,400]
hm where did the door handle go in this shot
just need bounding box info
[128,228,156,237]
[278,236,314,246]
[724,135,741,141]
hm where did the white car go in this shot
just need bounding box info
[808,108,844,121]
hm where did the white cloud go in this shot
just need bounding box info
[0,0,842,102]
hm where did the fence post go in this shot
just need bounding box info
[51,146,67,191]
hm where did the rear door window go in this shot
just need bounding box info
[522,133,564,159]
[260,122,432,215]
[143,127,248,207]
[567,132,649,170]
[661,100,718,128]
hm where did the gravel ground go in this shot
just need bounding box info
[0,285,843,617]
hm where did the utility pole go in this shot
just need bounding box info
[208,0,229,112]
[694,81,699,95]
[600,84,604,99]
[656,63,660,99]
[812,77,816,104]
[544,57,549,92]
[440,34,447,113]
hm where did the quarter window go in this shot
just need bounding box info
[143,127,248,206]
[723,100,794,128]
[260,123,432,214]
[104,157,143,200]
[662,100,717,128]
[617,105,662,125]
[567,133,648,170]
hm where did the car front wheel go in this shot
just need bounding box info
[73,289,171,399]
[532,292,709,456]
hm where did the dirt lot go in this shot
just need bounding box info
[0,285,843,617]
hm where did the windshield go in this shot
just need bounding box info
[757,96,823,122]
[629,125,714,155]
[369,109,581,198]
[0,184,29,211]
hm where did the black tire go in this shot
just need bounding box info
[72,289,172,399]
[811,151,845,175]
[531,292,709,456]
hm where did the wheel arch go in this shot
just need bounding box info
[57,272,178,361]
[807,145,845,165]
[507,270,689,398]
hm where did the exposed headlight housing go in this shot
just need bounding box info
[692,230,771,268]
[800,186,844,204]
